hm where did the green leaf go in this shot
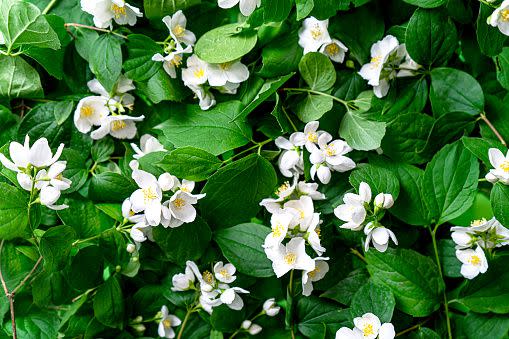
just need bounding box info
[421,141,479,225]
[195,24,258,63]
[477,4,507,57]
[214,223,273,277]
[299,52,336,91]
[294,93,333,123]
[137,68,187,103]
[491,183,509,227]
[349,164,400,199]
[0,55,43,99]
[296,296,348,338]
[40,225,76,272]
[494,47,509,90]
[89,172,137,202]
[295,0,314,20]
[406,8,457,66]
[58,198,113,238]
[68,245,104,291]
[0,183,28,239]
[89,34,122,92]
[157,147,221,182]
[91,138,115,163]
[32,271,71,307]
[60,149,88,193]
[462,136,506,167]
[458,258,509,313]
[402,0,446,9]
[366,248,444,317]
[0,0,60,50]
[351,281,396,323]
[438,239,462,278]
[259,34,302,77]
[11,309,60,339]
[210,304,246,332]
[123,34,162,81]
[321,269,370,306]
[201,154,277,228]
[93,275,124,329]
[339,111,386,151]
[143,0,200,21]
[152,216,212,265]
[156,101,252,156]
[263,0,292,22]
[429,67,484,117]
[461,313,509,339]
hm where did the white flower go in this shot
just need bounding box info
[333,182,371,230]
[88,76,136,111]
[74,96,110,133]
[172,265,195,291]
[297,181,326,200]
[131,134,166,159]
[310,163,332,185]
[276,135,304,178]
[152,44,192,79]
[309,133,356,180]
[158,306,181,339]
[290,121,323,153]
[264,212,292,248]
[298,17,331,54]
[217,0,261,16]
[40,186,68,210]
[214,261,237,283]
[220,286,249,310]
[306,213,325,255]
[162,10,196,46]
[122,199,145,223]
[129,170,163,226]
[260,177,298,214]
[80,0,142,29]
[262,298,280,317]
[450,226,474,250]
[364,222,398,253]
[213,81,240,94]
[485,148,509,184]
[265,237,315,278]
[182,55,209,86]
[0,136,64,172]
[241,320,262,335]
[352,313,395,339]
[284,196,315,230]
[490,0,509,36]
[374,193,394,209]
[34,161,71,191]
[319,39,348,63]
[167,190,205,224]
[396,50,421,78]
[187,84,216,110]
[126,243,136,253]
[336,327,362,339]
[302,258,329,296]
[207,60,249,87]
[456,246,489,279]
[90,114,145,140]
[130,221,153,243]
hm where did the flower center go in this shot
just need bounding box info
[173,198,186,209]
[111,120,127,131]
[142,187,158,202]
[193,68,205,79]
[275,181,290,196]
[500,160,509,172]
[163,319,172,328]
[219,268,230,279]
[173,25,185,37]
[310,24,323,39]
[55,173,63,181]
[470,218,487,227]
[284,253,297,265]
[325,145,336,157]
[180,185,190,192]
[171,54,183,67]
[325,43,339,56]
[111,4,126,18]
[202,270,214,284]
[80,105,94,118]
[308,266,320,279]
[501,9,509,21]
[272,223,284,237]
[371,55,381,67]
[363,324,375,336]
[219,62,232,70]
[307,132,318,143]
[469,255,481,266]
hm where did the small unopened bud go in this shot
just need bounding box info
[241,320,252,330]
[115,265,122,272]
[346,60,355,69]
[126,244,136,253]
[374,193,394,209]
[131,323,146,333]
[133,316,143,323]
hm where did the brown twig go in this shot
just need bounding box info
[64,23,128,39]
[480,112,507,146]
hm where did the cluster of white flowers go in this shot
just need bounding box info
[218,0,261,16]
[485,148,509,185]
[451,217,509,279]
[334,182,398,253]
[298,17,349,63]
[172,261,249,314]
[336,313,395,339]
[490,0,509,36]
[122,169,205,243]
[0,136,71,210]
[80,0,143,28]
[74,76,144,140]
[359,35,421,98]
[276,121,356,184]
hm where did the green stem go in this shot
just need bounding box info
[176,308,193,339]
[480,112,506,146]
[479,0,497,8]
[42,0,58,14]
[350,248,367,263]
[64,23,128,39]
[281,106,298,132]
[428,225,452,339]
[283,87,352,110]
[395,319,429,337]
[223,139,273,163]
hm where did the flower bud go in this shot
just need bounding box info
[241,320,252,330]
[374,193,394,209]
[126,244,136,253]
[263,298,281,317]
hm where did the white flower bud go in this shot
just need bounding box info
[374,193,394,209]
[241,320,252,330]
[126,244,136,253]
[248,324,262,335]
[263,298,281,317]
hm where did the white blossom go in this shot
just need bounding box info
[152,44,192,78]
[220,286,249,310]
[456,246,488,279]
[90,114,145,140]
[290,121,323,153]
[0,136,64,172]
[129,170,163,226]
[485,148,509,184]
[162,10,196,46]
[166,190,205,224]
[306,213,325,256]
[214,261,237,283]
[241,320,262,335]
[364,222,398,253]
[80,0,143,29]
[374,193,394,210]
[334,182,371,230]
[131,134,166,159]
[187,84,216,110]
[265,237,315,278]
[302,258,329,296]
[182,55,209,86]
[158,306,181,339]
[490,0,509,36]
[284,196,315,230]
[319,39,348,63]
[262,298,280,317]
[172,265,196,291]
[218,0,261,16]
[298,17,331,54]
[275,136,304,178]
[264,212,293,249]
[260,177,298,214]
[207,60,249,87]
[74,96,109,133]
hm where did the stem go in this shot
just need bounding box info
[283,88,351,110]
[12,256,43,295]
[0,241,16,339]
[223,139,273,163]
[428,225,452,339]
[288,269,296,339]
[64,23,128,39]
[281,106,298,132]
[176,309,193,339]
[479,0,497,8]
[42,0,58,14]
[395,319,429,337]
[350,248,367,263]
[480,112,507,146]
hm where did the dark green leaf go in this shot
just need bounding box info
[158,147,221,182]
[40,225,76,272]
[89,34,122,92]
[93,275,125,329]
[0,183,28,240]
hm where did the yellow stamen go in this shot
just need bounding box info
[163,319,172,328]
[111,4,126,19]
[275,181,290,196]
[111,120,127,131]
[284,253,297,265]
[219,268,230,279]
[193,68,205,78]
[219,62,232,70]
[500,160,509,172]
[307,132,318,143]
[310,24,323,39]
[501,9,509,21]
[470,218,487,227]
[363,324,375,336]
[469,255,481,266]
[371,55,381,67]
[202,270,214,284]
[142,187,157,202]
[308,266,320,279]
[173,25,185,38]
[325,43,340,56]
[80,105,94,118]
[272,223,284,238]
[325,145,336,157]
[173,198,186,209]
[171,54,183,67]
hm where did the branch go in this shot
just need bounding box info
[480,112,507,146]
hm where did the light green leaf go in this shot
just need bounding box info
[89,34,122,93]
[93,275,124,329]
[214,223,273,277]
[195,24,258,64]
[421,141,479,225]
[299,52,336,91]
[143,0,201,21]
[40,225,76,272]
[137,68,187,103]
[349,164,400,199]
[366,248,444,317]
[0,183,28,240]
[491,183,509,227]
[123,34,162,81]
[262,0,292,22]
[295,0,314,20]
[0,55,43,99]
[201,154,277,228]
[158,147,221,182]
[294,93,333,122]
[351,281,396,323]
[89,172,137,202]
[339,112,386,151]
[156,101,252,156]
[259,34,302,77]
